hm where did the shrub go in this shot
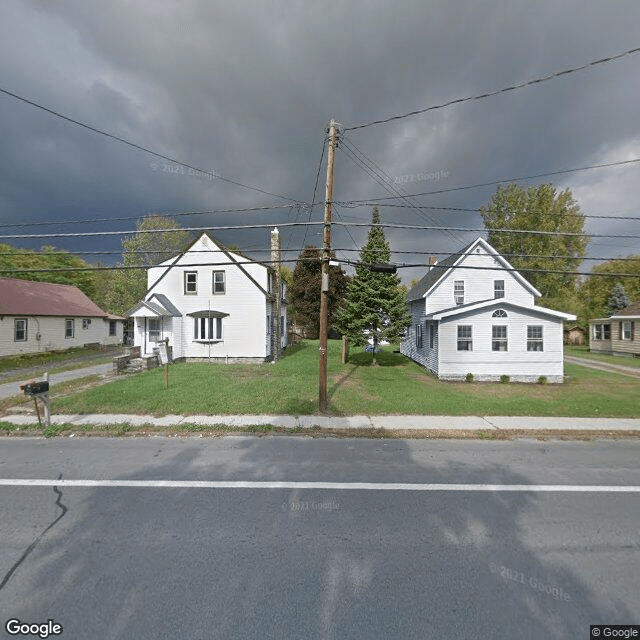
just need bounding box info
[465,372,474,383]
[499,375,510,384]
[538,375,547,385]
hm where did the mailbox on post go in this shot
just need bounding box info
[19,374,51,428]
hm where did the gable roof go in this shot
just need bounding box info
[407,237,540,302]
[427,298,576,321]
[0,277,109,318]
[614,301,640,317]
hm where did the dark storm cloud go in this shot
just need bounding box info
[1,0,639,278]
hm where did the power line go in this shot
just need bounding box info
[0,204,303,230]
[299,134,327,250]
[340,201,640,222]
[341,157,640,203]
[345,45,640,131]
[0,86,301,204]
[3,220,640,241]
[4,259,637,280]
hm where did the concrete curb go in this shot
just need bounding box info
[2,413,640,431]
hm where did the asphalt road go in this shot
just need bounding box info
[0,437,639,639]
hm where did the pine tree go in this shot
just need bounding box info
[607,282,630,316]
[290,246,349,339]
[333,207,410,364]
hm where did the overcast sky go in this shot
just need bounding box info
[1,0,639,283]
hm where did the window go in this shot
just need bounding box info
[457,325,472,351]
[429,323,434,349]
[14,318,27,342]
[213,271,225,294]
[65,319,75,338]
[280,315,285,335]
[622,321,633,340]
[148,318,161,342]
[266,315,271,335]
[527,325,543,351]
[454,281,464,305]
[494,280,505,299]
[82,318,91,330]
[184,271,197,294]
[194,316,223,341]
[492,325,508,351]
[415,323,423,348]
[492,309,507,318]
[109,321,117,336]
[594,323,610,340]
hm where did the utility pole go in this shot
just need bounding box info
[319,119,339,412]
[271,227,282,362]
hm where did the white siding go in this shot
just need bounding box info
[401,301,439,375]
[438,307,565,382]
[135,234,274,362]
[425,247,535,314]
[0,315,122,357]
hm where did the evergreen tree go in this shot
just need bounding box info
[290,246,349,339]
[333,207,410,364]
[607,282,630,315]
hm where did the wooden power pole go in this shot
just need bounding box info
[319,119,339,412]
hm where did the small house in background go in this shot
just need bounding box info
[564,325,586,346]
[126,231,287,363]
[401,237,576,382]
[0,277,124,357]
[589,301,640,357]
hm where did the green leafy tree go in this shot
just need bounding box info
[104,216,193,315]
[333,207,411,364]
[0,244,98,299]
[289,246,349,339]
[480,183,588,306]
[579,257,640,320]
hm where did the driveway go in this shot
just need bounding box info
[565,354,640,379]
[0,363,113,401]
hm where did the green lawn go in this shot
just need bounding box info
[565,345,640,369]
[48,340,640,418]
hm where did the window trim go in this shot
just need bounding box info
[212,270,225,294]
[429,322,434,349]
[109,320,117,337]
[622,320,633,341]
[454,280,464,305]
[148,317,161,343]
[492,309,507,318]
[415,323,423,349]
[65,318,75,339]
[527,325,544,352]
[457,325,472,351]
[184,271,198,295]
[14,318,28,342]
[193,316,223,342]
[492,325,508,351]
[82,318,91,330]
[494,280,505,299]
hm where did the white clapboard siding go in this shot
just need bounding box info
[1,316,121,357]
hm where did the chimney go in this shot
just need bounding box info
[428,256,438,271]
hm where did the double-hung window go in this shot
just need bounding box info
[14,318,27,342]
[622,321,633,340]
[213,271,225,294]
[429,323,434,349]
[184,271,197,294]
[415,323,423,348]
[109,320,117,337]
[492,325,507,351]
[494,280,505,299]
[65,319,75,338]
[527,325,543,351]
[82,318,91,330]
[454,281,464,305]
[194,316,223,341]
[457,325,472,351]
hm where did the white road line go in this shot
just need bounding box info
[0,479,639,492]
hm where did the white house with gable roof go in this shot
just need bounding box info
[126,232,287,362]
[401,237,575,382]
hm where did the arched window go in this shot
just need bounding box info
[492,309,507,318]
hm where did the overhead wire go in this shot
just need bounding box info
[345,45,640,131]
[0,86,302,204]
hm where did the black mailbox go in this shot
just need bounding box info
[20,381,50,395]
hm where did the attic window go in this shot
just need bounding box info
[492,309,507,318]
